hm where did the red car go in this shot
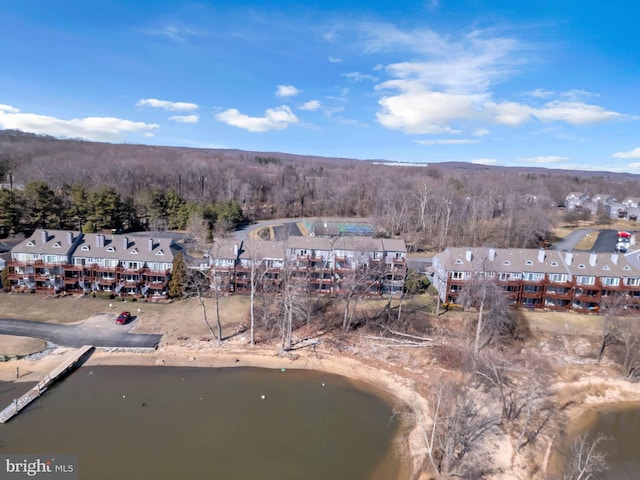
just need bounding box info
[116,311,131,325]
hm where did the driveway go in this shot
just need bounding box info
[0,314,162,348]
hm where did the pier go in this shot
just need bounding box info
[0,345,94,423]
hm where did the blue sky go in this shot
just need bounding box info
[1,0,640,172]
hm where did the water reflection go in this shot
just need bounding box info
[0,366,401,480]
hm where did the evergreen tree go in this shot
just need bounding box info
[168,252,187,298]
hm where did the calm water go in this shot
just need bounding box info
[0,366,401,480]
[582,405,640,480]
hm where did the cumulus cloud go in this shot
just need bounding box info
[613,147,640,159]
[215,105,298,132]
[137,98,198,111]
[367,25,629,134]
[299,100,321,111]
[0,104,20,113]
[328,56,342,63]
[376,83,477,134]
[517,155,569,164]
[0,105,158,141]
[416,138,478,145]
[471,158,498,165]
[169,114,199,124]
[275,85,300,98]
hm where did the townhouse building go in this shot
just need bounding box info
[203,236,407,296]
[433,246,640,312]
[7,229,175,298]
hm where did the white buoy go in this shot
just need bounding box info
[261,395,266,399]
[122,395,126,398]
[322,383,325,387]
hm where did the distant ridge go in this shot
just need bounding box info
[0,128,635,180]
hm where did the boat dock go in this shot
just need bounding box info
[0,345,94,423]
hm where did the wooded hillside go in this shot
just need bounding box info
[1,129,639,250]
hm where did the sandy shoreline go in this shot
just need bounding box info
[0,342,426,479]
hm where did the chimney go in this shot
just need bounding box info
[234,244,239,256]
[565,251,573,265]
[41,230,48,243]
[537,248,545,263]
[611,253,619,265]
[97,234,105,248]
[489,248,496,261]
[465,248,472,262]
[123,236,129,250]
[67,232,74,245]
[148,238,154,251]
[589,252,597,267]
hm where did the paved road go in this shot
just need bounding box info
[0,315,162,348]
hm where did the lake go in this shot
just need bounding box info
[0,366,402,480]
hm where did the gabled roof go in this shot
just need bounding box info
[74,234,175,263]
[12,229,81,256]
[435,247,639,278]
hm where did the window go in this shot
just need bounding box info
[130,248,138,255]
[526,260,533,265]
[575,276,595,286]
[522,272,544,281]
[601,277,620,286]
[81,245,90,251]
[550,261,558,266]
[578,264,585,269]
[451,271,466,280]
[155,249,165,256]
[300,249,307,256]
[53,242,61,248]
[548,273,568,283]
[626,278,640,286]
[26,241,35,247]
[503,260,511,266]
[106,246,115,252]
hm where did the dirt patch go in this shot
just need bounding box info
[0,335,46,356]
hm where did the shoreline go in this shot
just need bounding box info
[6,341,640,479]
[0,342,426,479]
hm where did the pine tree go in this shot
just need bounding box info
[168,252,187,298]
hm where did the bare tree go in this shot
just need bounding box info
[561,433,608,480]
[457,258,515,354]
[421,378,499,477]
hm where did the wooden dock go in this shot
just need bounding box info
[0,345,94,423]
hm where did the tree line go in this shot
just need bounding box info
[3,129,640,249]
[0,180,243,235]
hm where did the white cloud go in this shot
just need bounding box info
[0,104,20,113]
[299,100,321,111]
[613,147,640,159]
[525,88,554,98]
[368,25,630,134]
[376,83,477,134]
[0,105,159,141]
[416,138,478,145]
[137,98,198,112]
[517,155,569,164]
[471,158,498,165]
[473,128,491,136]
[328,56,342,63]
[626,162,640,172]
[169,114,199,124]
[533,101,623,125]
[215,105,298,132]
[275,85,300,98]
[343,72,377,82]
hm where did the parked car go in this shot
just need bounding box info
[116,311,131,325]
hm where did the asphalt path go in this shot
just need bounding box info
[592,229,620,253]
[0,315,162,348]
